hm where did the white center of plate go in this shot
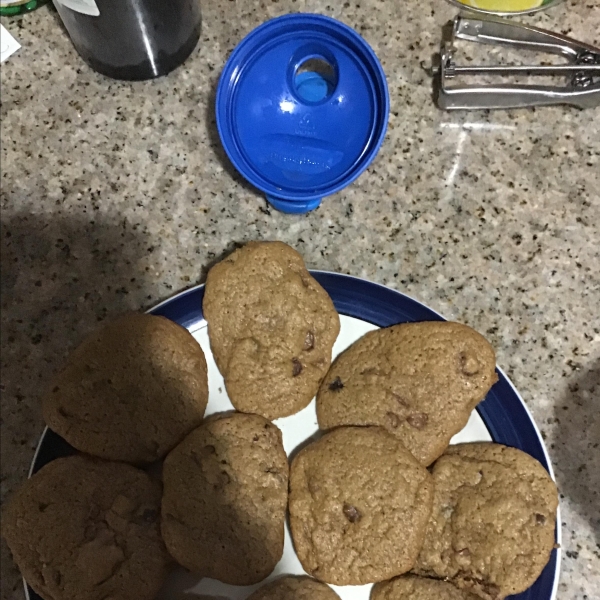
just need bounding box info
[156,315,492,600]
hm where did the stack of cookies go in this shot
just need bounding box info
[1,241,559,600]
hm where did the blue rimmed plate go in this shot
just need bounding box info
[26,272,560,600]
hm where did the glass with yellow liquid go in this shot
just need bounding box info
[446,0,563,15]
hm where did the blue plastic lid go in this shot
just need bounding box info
[216,14,390,213]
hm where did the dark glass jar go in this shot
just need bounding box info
[53,0,202,80]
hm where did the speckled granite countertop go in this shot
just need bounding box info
[1,0,599,598]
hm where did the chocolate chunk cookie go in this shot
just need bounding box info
[247,575,341,600]
[43,312,208,464]
[1,456,170,600]
[289,426,434,585]
[161,413,289,585]
[372,575,481,600]
[203,241,340,420]
[316,322,498,465]
[413,443,558,600]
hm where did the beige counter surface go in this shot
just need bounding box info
[1,1,599,598]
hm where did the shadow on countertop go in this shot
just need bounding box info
[0,210,154,482]
[0,209,159,599]
[553,357,600,547]
[0,210,154,374]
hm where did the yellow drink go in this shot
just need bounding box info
[448,0,562,14]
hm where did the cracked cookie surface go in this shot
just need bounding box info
[161,413,289,585]
[1,455,170,600]
[43,312,208,464]
[316,322,497,465]
[247,575,341,599]
[413,443,558,600]
[288,426,434,585]
[203,241,340,420]
[372,575,481,600]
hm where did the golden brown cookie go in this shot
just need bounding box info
[203,241,340,420]
[1,456,170,600]
[247,575,341,599]
[316,321,498,465]
[161,413,289,585]
[43,312,208,464]
[289,426,434,585]
[372,575,481,600]
[413,443,558,600]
